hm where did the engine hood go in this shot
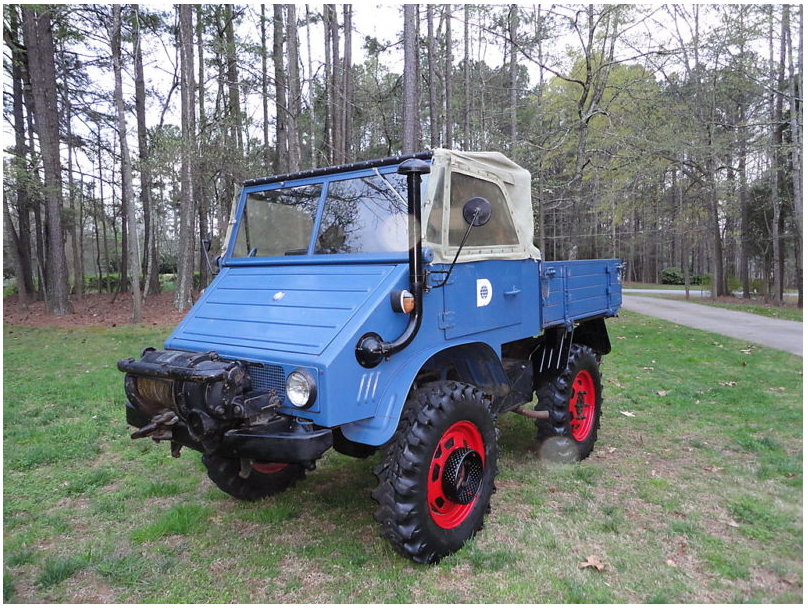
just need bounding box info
[165,263,404,362]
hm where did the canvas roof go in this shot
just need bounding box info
[424,149,542,263]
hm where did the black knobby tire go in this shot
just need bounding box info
[371,381,498,564]
[202,454,306,502]
[535,343,602,460]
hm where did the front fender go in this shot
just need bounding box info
[339,339,502,446]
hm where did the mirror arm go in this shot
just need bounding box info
[201,235,218,276]
[430,207,480,289]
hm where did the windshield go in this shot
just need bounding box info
[231,172,409,258]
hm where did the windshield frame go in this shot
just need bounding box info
[223,163,420,266]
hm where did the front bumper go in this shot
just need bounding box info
[126,402,333,463]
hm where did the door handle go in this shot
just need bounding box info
[504,287,521,297]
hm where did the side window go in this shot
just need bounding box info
[425,171,445,244]
[448,173,519,247]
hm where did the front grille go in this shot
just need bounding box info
[247,364,286,401]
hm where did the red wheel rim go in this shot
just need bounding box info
[252,461,288,474]
[569,369,596,442]
[427,420,485,529]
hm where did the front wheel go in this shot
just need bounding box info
[372,381,498,564]
[535,343,603,460]
[202,454,306,501]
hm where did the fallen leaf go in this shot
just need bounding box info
[656,390,671,396]
[718,381,737,387]
[578,555,606,571]
[768,387,786,391]
[607,447,617,454]
[642,366,655,370]
[727,519,740,528]
[703,465,723,473]
[665,559,677,567]
[616,336,627,340]
[620,411,636,418]
[740,349,752,355]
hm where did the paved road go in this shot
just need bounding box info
[621,295,803,356]
[624,288,798,297]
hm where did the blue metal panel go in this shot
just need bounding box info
[166,264,397,358]
[440,259,541,341]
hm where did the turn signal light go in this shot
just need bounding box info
[391,289,416,314]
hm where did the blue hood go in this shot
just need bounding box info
[166,264,401,361]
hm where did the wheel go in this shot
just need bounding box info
[372,381,498,564]
[535,343,602,460]
[202,454,306,501]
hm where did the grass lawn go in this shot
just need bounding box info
[3,313,803,603]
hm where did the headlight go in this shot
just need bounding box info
[285,369,317,408]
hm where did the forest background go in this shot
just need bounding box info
[2,4,803,322]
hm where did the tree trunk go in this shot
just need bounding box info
[341,5,352,161]
[134,5,161,296]
[444,4,453,147]
[785,5,803,307]
[175,4,196,312]
[739,115,750,298]
[274,4,288,172]
[111,5,142,323]
[402,4,419,153]
[63,85,83,299]
[426,5,439,147]
[305,4,317,164]
[322,4,332,163]
[225,5,244,169]
[329,5,342,164]
[260,5,271,170]
[196,4,209,290]
[769,6,784,304]
[7,6,35,302]
[463,5,470,149]
[508,4,518,151]
[21,6,72,315]
[288,4,302,172]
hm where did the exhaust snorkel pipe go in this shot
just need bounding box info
[356,158,431,368]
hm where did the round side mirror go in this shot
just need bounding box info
[462,197,492,227]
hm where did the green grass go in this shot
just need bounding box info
[3,313,803,603]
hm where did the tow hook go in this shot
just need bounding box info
[131,411,178,440]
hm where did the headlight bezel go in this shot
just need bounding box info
[285,368,317,409]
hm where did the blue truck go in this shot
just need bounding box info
[118,149,622,563]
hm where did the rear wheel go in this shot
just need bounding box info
[202,455,306,501]
[372,381,498,564]
[535,343,602,460]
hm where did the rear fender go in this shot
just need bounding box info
[339,340,504,447]
[574,317,611,355]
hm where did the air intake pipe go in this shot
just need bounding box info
[356,158,430,368]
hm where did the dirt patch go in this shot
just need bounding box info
[3,291,196,329]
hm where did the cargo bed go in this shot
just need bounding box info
[539,259,622,329]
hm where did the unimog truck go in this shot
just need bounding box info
[118,149,622,564]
